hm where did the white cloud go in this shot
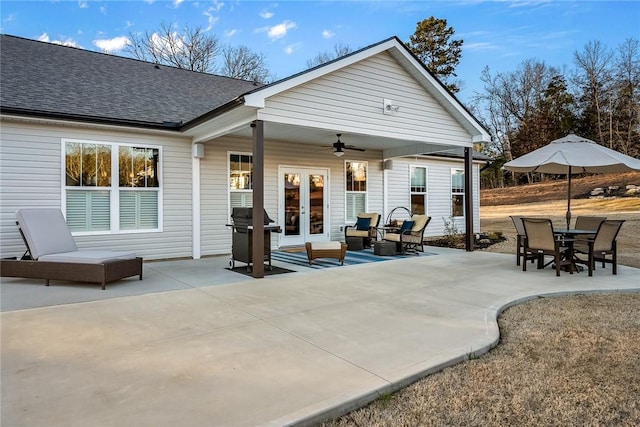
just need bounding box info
[266,20,296,40]
[260,10,274,19]
[322,30,334,39]
[284,42,302,54]
[93,36,130,53]
[224,29,238,38]
[78,1,89,9]
[203,2,224,31]
[172,0,185,8]
[38,32,80,48]
[465,42,497,51]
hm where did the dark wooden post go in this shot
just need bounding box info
[251,120,265,278]
[464,147,474,252]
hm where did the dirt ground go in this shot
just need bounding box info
[325,175,640,427]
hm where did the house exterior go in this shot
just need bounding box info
[0,35,491,266]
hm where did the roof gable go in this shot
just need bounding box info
[243,36,489,142]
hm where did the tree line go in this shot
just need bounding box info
[472,38,639,189]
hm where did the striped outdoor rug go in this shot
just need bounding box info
[271,247,436,269]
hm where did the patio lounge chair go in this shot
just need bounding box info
[384,214,431,254]
[344,212,380,248]
[0,208,143,290]
[574,219,625,276]
[521,218,570,276]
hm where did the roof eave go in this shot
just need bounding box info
[0,107,184,131]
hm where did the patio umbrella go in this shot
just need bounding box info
[503,133,640,228]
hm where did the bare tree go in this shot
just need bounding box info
[125,22,220,73]
[306,42,353,68]
[220,45,273,83]
[611,38,640,156]
[572,40,614,146]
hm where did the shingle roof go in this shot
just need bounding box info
[0,35,260,129]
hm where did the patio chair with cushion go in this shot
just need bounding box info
[521,217,570,276]
[574,219,625,276]
[384,214,431,254]
[0,208,143,290]
[344,212,380,248]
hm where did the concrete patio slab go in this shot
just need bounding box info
[2,248,639,426]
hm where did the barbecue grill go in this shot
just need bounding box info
[228,208,281,271]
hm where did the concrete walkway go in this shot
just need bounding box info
[2,248,639,427]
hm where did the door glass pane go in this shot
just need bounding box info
[284,173,300,236]
[309,174,324,235]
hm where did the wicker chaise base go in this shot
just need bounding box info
[305,242,348,265]
[0,257,143,290]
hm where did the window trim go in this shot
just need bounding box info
[409,165,428,215]
[61,138,163,235]
[344,160,368,222]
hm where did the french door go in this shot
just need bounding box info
[279,167,329,246]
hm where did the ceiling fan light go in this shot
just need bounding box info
[334,149,344,157]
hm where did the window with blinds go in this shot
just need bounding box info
[229,153,253,219]
[451,169,465,217]
[64,140,161,233]
[410,166,427,215]
[345,161,367,222]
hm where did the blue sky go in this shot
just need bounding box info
[1,1,638,104]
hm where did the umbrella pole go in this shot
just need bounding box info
[566,166,572,229]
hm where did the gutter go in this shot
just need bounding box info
[0,107,183,131]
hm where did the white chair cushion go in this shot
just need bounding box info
[309,242,342,250]
[39,250,137,264]
[16,208,78,260]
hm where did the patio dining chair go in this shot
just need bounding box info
[521,218,570,276]
[510,215,537,266]
[574,220,625,276]
[573,216,606,243]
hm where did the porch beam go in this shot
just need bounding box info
[464,147,474,252]
[251,120,265,278]
[382,143,465,159]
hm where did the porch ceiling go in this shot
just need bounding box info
[216,121,470,159]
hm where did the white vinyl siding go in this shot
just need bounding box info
[386,157,481,237]
[0,120,192,260]
[260,52,471,147]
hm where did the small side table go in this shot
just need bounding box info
[346,236,364,251]
[373,240,397,256]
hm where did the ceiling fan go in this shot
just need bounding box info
[330,134,365,157]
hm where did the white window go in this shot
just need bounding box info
[64,140,161,233]
[345,161,367,222]
[410,166,427,215]
[229,153,253,214]
[451,168,465,217]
